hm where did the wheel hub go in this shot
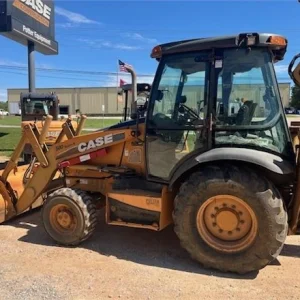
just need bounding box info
[215,209,238,231]
[57,210,73,228]
[197,195,258,253]
[50,204,77,232]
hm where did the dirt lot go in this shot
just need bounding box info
[0,208,299,300]
[1,156,300,300]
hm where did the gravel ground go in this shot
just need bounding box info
[1,155,300,299]
[0,208,299,300]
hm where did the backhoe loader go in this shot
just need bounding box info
[19,92,78,163]
[1,32,300,275]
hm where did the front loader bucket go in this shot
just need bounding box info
[0,164,44,223]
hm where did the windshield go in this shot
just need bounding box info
[23,99,50,116]
[213,48,292,157]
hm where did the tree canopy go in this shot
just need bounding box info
[0,101,8,111]
[290,85,300,109]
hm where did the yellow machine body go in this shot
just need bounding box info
[1,32,300,275]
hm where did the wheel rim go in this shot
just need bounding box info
[50,204,78,235]
[196,195,258,253]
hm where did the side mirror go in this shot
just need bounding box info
[289,54,300,87]
[292,62,300,87]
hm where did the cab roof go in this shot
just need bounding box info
[151,33,288,62]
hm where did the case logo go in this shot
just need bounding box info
[78,134,113,153]
[13,0,52,27]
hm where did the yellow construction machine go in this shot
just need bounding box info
[19,92,78,163]
[1,32,300,275]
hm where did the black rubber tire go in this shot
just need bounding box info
[23,153,32,164]
[173,164,288,274]
[42,188,98,246]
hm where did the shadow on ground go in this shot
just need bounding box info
[0,133,9,138]
[4,208,277,280]
[281,244,300,258]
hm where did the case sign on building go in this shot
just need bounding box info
[0,0,58,54]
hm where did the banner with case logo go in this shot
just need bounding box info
[0,0,58,55]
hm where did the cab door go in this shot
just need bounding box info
[145,51,212,181]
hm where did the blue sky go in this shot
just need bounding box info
[0,0,300,101]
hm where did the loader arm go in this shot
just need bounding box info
[0,115,136,221]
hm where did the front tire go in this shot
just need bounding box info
[42,188,98,246]
[173,164,288,274]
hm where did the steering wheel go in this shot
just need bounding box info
[180,104,200,123]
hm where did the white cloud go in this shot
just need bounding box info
[0,89,7,102]
[0,59,26,67]
[275,64,288,74]
[123,33,158,44]
[0,60,54,69]
[55,7,100,25]
[36,63,55,69]
[115,44,142,51]
[78,39,142,51]
[56,22,79,29]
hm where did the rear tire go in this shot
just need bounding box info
[173,164,288,274]
[42,188,98,246]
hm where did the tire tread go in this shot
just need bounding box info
[173,164,288,274]
[42,187,98,246]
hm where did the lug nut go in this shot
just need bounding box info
[232,205,236,209]
[211,214,215,218]
[239,211,243,215]
[240,220,245,224]
[212,222,217,227]
[223,203,227,207]
[228,231,232,235]
[219,229,223,233]
[214,207,219,211]
[236,228,241,231]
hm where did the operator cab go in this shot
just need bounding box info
[145,33,295,181]
[20,92,59,122]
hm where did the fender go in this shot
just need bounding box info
[169,147,296,188]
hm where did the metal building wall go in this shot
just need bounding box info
[8,88,76,114]
[7,83,291,116]
[7,87,121,116]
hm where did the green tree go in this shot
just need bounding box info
[290,85,300,109]
[0,101,8,110]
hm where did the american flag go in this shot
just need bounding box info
[119,60,132,72]
[119,79,126,87]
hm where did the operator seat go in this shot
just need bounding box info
[236,100,257,125]
[235,100,257,137]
